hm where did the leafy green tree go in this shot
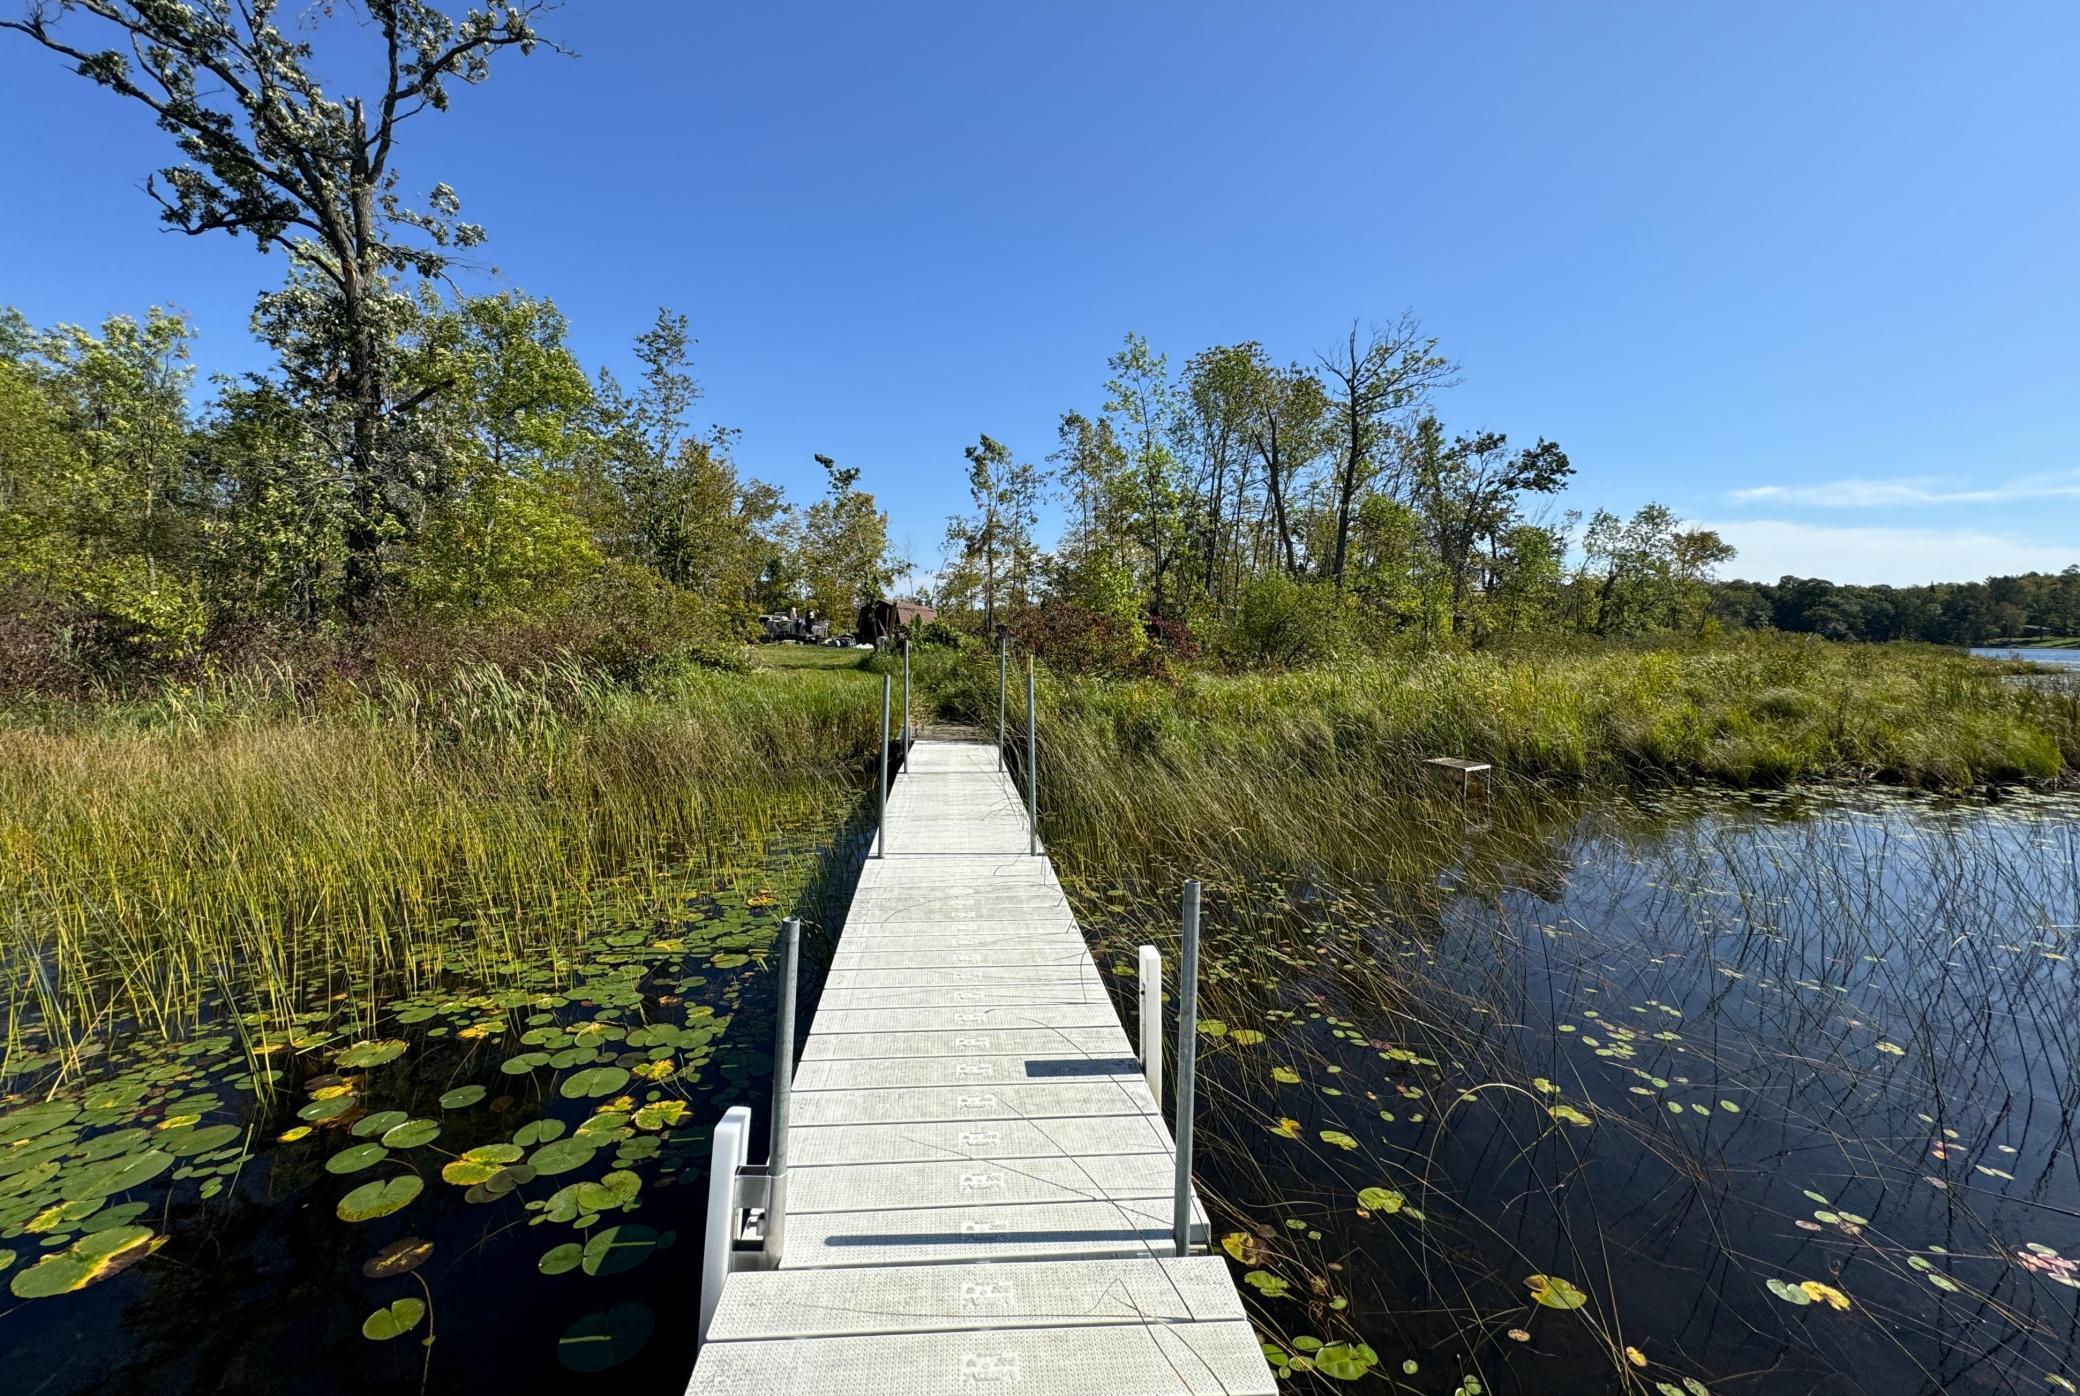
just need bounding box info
[196,380,347,628]
[5,0,555,615]
[1103,333,1186,615]
[793,455,895,623]
[945,433,1043,634]
[1,308,208,662]
[1318,317,1457,587]
[1405,416,1572,632]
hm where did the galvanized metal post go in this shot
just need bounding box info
[876,673,890,858]
[1137,944,1161,1104]
[763,917,799,1266]
[699,1104,751,1343]
[902,638,911,751]
[1025,657,1039,856]
[1171,880,1200,1256]
[997,634,1007,770]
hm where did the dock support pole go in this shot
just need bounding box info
[876,673,890,858]
[902,638,911,751]
[1025,657,1039,856]
[1172,880,1201,1257]
[764,917,799,1267]
[997,633,1007,770]
[1138,944,1161,1103]
[699,1104,752,1343]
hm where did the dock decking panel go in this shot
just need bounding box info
[685,737,1271,1395]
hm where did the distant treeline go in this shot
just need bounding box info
[1711,570,2080,646]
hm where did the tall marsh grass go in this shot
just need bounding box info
[0,657,882,1070]
[917,635,2080,877]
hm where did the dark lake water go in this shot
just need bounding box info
[1073,787,2080,1396]
[7,776,2077,1396]
[0,797,869,1396]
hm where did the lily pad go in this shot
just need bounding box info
[557,1302,654,1372]
[380,1119,440,1149]
[361,1297,426,1341]
[581,1224,661,1276]
[1526,1273,1589,1310]
[162,1123,242,1158]
[539,1242,584,1275]
[632,1101,687,1130]
[9,1226,158,1299]
[362,1237,433,1278]
[325,1143,389,1175]
[1357,1186,1405,1214]
[1319,1130,1359,1151]
[337,1040,408,1069]
[438,1085,486,1110]
[0,1102,80,1145]
[560,1067,631,1100]
[337,1175,422,1222]
[352,1111,409,1139]
[513,1119,567,1147]
[61,1150,173,1201]
[529,1138,600,1176]
[1314,1342,1378,1381]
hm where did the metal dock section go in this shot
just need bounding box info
[687,735,1275,1394]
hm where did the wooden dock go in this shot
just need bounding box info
[686,735,1275,1394]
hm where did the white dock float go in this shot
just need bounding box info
[687,737,1275,1395]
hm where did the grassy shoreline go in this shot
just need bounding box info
[913,635,2080,874]
[0,658,883,1069]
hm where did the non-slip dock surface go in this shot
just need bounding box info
[686,737,1275,1395]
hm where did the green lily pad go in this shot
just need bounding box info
[1319,1130,1359,1151]
[337,1175,423,1222]
[352,1111,410,1139]
[61,1151,173,1201]
[162,1123,242,1158]
[560,1067,631,1100]
[581,1224,661,1276]
[1357,1186,1405,1214]
[1314,1342,1378,1380]
[529,1138,600,1175]
[514,1119,567,1147]
[337,1040,408,1069]
[325,1143,389,1175]
[1527,1273,1589,1310]
[632,1101,687,1130]
[9,1226,157,1298]
[380,1119,440,1149]
[557,1301,654,1372]
[0,1102,80,1145]
[539,1242,584,1275]
[361,1297,426,1341]
[438,1085,486,1110]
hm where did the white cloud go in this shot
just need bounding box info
[1727,471,2080,508]
[1699,519,2077,586]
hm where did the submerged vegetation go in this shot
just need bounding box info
[1066,784,2080,1396]
[0,653,882,1386]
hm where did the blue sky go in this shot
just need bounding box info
[3,1,2075,586]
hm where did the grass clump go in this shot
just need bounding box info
[927,636,2079,875]
[0,655,883,1068]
